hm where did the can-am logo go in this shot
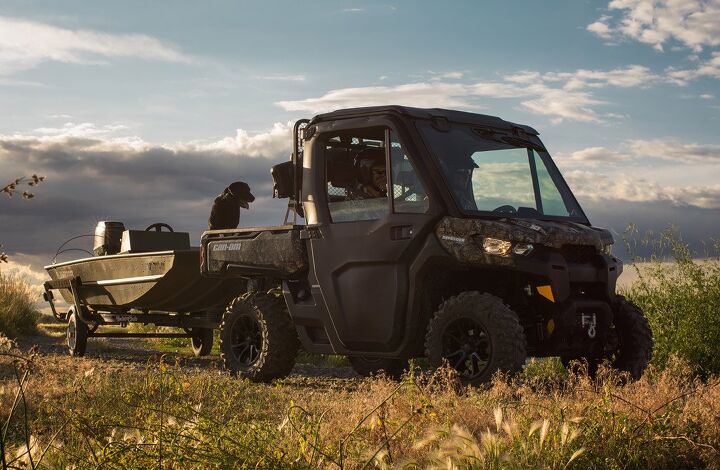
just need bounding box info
[211,242,244,251]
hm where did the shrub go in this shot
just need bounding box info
[0,272,41,337]
[623,230,720,376]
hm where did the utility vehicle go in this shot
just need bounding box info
[201,105,653,385]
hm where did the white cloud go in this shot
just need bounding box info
[2,120,294,159]
[588,0,720,52]
[544,65,661,90]
[276,82,477,114]
[565,170,720,209]
[587,15,614,39]
[557,146,632,165]
[666,52,720,84]
[276,66,656,123]
[700,93,715,99]
[627,138,720,163]
[185,121,293,157]
[0,16,193,75]
[519,86,606,123]
[559,139,720,167]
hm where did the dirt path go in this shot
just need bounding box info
[10,327,358,380]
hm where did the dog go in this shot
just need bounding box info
[208,181,255,230]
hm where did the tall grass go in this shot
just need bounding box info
[623,230,720,376]
[1,355,718,469]
[0,272,41,337]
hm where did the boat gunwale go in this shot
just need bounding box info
[44,249,199,271]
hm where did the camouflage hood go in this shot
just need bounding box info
[436,216,614,266]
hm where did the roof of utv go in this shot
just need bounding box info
[310,105,539,136]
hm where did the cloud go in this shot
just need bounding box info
[557,146,632,165]
[0,16,193,75]
[276,82,478,114]
[627,138,720,163]
[588,0,720,52]
[276,65,658,123]
[559,139,720,166]
[666,52,720,84]
[0,122,294,266]
[565,170,720,209]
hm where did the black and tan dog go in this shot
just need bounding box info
[208,181,255,230]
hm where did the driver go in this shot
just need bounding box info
[351,148,387,199]
[208,181,255,230]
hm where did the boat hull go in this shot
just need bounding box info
[45,250,244,313]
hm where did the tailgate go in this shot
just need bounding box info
[201,225,307,278]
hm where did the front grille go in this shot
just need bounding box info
[560,245,598,264]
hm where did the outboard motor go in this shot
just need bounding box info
[93,221,125,256]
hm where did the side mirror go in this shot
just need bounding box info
[271,161,294,199]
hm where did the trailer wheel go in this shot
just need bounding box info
[348,356,407,379]
[67,307,88,357]
[190,328,214,357]
[220,295,299,382]
[425,291,526,386]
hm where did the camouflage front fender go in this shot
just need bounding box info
[435,217,613,267]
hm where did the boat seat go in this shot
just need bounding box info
[120,230,191,253]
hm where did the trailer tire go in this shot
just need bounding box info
[348,356,407,379]
[220,294,299,382]
[67,307,88,357]
[190,328,214,357]
[425,291,526,386]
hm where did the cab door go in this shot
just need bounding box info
[308,125,435,352]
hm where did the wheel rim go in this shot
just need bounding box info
[67,318,77,350]
[229,315,262,366]
[441,317,492,380]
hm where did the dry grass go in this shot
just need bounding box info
[0,272,41,338]
[1,351,718,469]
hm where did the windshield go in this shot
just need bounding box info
[417,122,588,223]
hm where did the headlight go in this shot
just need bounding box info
[601,243,613,255]
[482,238,512,256]
[482,238,533,257]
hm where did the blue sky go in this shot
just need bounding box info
[1,0,719,276]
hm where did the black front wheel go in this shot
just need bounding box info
[425,291,526,386]
[67,307,88,357]
[190,327,214,357]
[219,295,299,382]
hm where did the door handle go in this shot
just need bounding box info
[390,225,414,240]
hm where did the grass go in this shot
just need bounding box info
[0,272,41,338]
[0,352,718,469]
[622,232,720,376]
[2,229,720,467]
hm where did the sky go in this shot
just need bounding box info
[1,0,719,282]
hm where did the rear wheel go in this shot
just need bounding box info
[425,291,526,386]
[67,307,88,357]
[348,356,407,379]
[219,295,299,382]
[190,327,214,357]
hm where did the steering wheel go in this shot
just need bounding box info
[492,205,517,214]
[144,222,174,232]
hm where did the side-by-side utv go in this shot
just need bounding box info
[201,106,653,385]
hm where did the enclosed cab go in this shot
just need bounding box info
[201,106,652,384]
